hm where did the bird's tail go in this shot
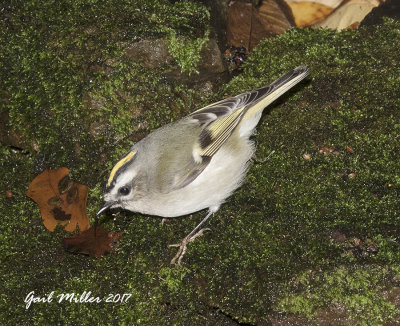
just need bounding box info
[243,65,311,121]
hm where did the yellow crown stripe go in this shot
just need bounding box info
[107,150,136,187]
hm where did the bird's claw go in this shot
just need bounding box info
[169,228,211,265]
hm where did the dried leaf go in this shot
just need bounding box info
[26,167,90,232]
[250,0,295,50]
[286,0,344,8]
[62,224,123,258]
[314,0,381,30]
[287,1,334,26]
[227,0,294,51]
[227,1,253,49]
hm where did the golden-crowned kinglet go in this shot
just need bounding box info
[98,65,310,264]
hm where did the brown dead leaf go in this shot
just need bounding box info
[26,167,90,232]
[227,0,294,51]
[226,1,253,49]
[62,222,123,258]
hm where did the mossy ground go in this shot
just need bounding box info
[1,1,399,324]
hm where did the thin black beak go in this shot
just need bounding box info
[97,201,116,216]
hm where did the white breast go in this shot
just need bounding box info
[130,136,255,217]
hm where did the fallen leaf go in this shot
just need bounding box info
[314,0,381,30]
[226,1,253,49]
[26,167,90,232]
[286,0,343,8]
[227,0,294,51]
[251,0,295,49]
[62,222,123,258]
[287,1,334,26]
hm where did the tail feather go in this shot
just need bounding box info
[243,65,311,121]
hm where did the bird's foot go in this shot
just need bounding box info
[169,228,211,265]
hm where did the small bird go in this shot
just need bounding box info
[98,65,310,264]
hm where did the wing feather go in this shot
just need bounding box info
[171,66,310,190]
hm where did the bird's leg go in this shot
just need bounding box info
[169,210,213,265]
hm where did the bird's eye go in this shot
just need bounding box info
[118,186,130,196]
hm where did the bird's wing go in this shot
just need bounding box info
[171,66,310,190]
[189,65,310,158]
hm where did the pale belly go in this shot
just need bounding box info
[130,139,255,217]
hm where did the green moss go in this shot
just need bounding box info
[167,29,210,75]
[0,0,209,179]
[207,20,400,324]
[279,266,399,325]
[158,1,210,74]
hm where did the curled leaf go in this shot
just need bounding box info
[26,167,90,232]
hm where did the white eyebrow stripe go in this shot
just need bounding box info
[114,170,138,190]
